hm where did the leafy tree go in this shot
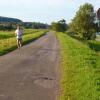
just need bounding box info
[69,3,98,40]
[51,19,67,32]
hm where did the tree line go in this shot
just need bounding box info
[23,22,49,29]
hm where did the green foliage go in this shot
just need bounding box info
[23,22,49,29]
[0,24,15,31]
[51,19,67,32]
[69,3,98,40]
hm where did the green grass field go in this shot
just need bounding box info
[56,32,100,100]
[96,35,100,42]
[0,29,48,56]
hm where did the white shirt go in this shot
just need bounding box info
[15,29,23,39]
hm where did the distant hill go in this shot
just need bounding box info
[0,16,49,30]
[0,16,22,23]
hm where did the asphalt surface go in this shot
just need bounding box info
[0,32,60,100]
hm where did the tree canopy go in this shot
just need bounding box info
[51,19,68,32]
[69,3,98,40]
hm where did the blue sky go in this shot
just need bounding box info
[0,0,100,24]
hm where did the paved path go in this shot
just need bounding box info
[0,32,60,100]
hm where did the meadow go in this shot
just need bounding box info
[0,29,47,56]
[56,32,100,100]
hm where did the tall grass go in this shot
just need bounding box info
[0,29,47,56]
[0,29,40,40]
[56,32,100,100]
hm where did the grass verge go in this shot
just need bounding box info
[56,32,100,100]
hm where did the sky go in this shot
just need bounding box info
[0,0,100,24]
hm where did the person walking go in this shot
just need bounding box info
[15,26,23,48]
